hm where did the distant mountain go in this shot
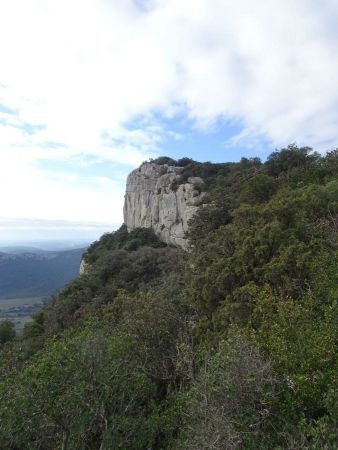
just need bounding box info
[0,240,91,252]
[0,247,86,299]
[0,246,48,254]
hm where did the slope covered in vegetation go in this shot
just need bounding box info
[0,145,337,449]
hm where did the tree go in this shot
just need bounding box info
[0,329,159,450]
[0,320,15,345]
[176,335,278,450]
[265,144,320,177]
[239,174,276,204]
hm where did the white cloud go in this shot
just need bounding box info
[0,0,338,229]
[0,143,125,223]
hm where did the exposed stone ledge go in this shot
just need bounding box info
[79,258,88,275]
[123,162,206,249]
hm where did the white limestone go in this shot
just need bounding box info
[123,162,206,249]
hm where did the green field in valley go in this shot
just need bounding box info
[0,297,46,331]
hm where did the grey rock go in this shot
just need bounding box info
[79,258,88,275]
[123,162,206,249]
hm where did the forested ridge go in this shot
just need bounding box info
[0,145,337,449]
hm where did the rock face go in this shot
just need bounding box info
[123,162,206,249]
[79,258,88,275]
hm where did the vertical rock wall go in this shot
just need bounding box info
[123,162,206,249]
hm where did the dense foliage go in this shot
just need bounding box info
[0,145,337,449]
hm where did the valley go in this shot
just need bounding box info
[0,244,88,329]
[0,297,46,330]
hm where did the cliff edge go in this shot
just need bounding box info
[123,162,206,249]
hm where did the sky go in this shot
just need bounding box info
[0,0,338,241]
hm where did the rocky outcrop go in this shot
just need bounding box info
[79,258,88,275]
[123,162,207,249]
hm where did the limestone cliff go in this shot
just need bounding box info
[123,162,206,249]
[79,258,88,275]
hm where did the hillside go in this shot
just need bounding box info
[0,145,337,449]
[0,248,86,299]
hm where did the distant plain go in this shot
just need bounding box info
[0,241,88,330]
[0,296,46,330]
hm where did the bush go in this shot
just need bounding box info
[176,335,278,450]
[0,320,15,345]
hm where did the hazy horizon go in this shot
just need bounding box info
[0,217,119,243]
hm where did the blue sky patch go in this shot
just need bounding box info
[0,102,16,114]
